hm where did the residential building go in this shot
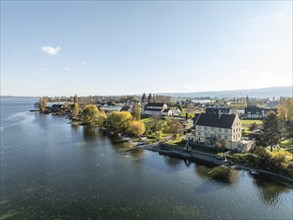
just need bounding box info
[187,112,242,150]
[244,106,277,119]
[205,107,231,114]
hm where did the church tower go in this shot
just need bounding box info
[148,93,153,103]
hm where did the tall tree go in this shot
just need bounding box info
[131,102,142,120]
[72,95,79,120]
[260,111,283,152]
[36,96,48,113]
[98,111,107,127]
[278,97,293,122]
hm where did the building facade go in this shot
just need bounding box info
[187,113,242,150]
[141,93,172,116]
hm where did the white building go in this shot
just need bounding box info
[141,93,173,116]
[187,112,242,150]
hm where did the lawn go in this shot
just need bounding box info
[280,138,293,148]
[140,117,153,123]
[241,119,263,127]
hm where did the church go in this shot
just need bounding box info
[141,93,173,116]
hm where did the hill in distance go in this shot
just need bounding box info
[157,86,292,98]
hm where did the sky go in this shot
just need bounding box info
[1,1,292,96]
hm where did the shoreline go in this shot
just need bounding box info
[142,143,293,186]
[69,118,293,186]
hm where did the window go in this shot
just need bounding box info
[218,135,221,139]
[204,126,207,131]
[233,129,235,133]
[225,129,228,133]
[218,128,222,132]
[211,127,214,131]
[198,132,201,136]
[225,136,228,140]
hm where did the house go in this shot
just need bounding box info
[120,105,132,112]
[244,106,264,119]
[172,108,182,116]
[141,93,172,116]
[161,109,173,116]
[244,106,277,119]
[187,112,242,150]
[205,107,231,114]
[51,104,64,113]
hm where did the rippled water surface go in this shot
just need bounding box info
[1,98,292,219]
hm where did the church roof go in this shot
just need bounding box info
[145,103,166,107]
[141,93,146,100]
[148,93,152,99]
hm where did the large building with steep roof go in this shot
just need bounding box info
[188,112,242,149]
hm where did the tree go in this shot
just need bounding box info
[127,121,145,137]
[82,104,99,126]
[98,111,107,127]
[72,95,79,120]
[107,111,133,132]
[164,119,184,139]
[249,122,258,132]
[63,101,71,111]
[36,96,48,113]
[147,116,167,133]
[260,111,283,152]
[278,97,293,122]
[131,102,142,120]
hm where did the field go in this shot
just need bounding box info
[241,119,263,126]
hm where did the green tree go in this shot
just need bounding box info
[72,95,79,120]
[127,121,145,137]
[260,111,283,152]
[82,104,99,126]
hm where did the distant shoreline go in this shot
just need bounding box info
[0,96,40,98]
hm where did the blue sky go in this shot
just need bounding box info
[1,1,292,96]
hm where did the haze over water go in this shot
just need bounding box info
[1,98,292,219]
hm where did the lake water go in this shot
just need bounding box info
[1,98,292,219]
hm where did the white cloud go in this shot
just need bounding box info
[83,61,87,65]
[61,67,70,71]
[41,46,61,55]
[34,72,41,76]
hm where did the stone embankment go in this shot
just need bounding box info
[144,143,229,166]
